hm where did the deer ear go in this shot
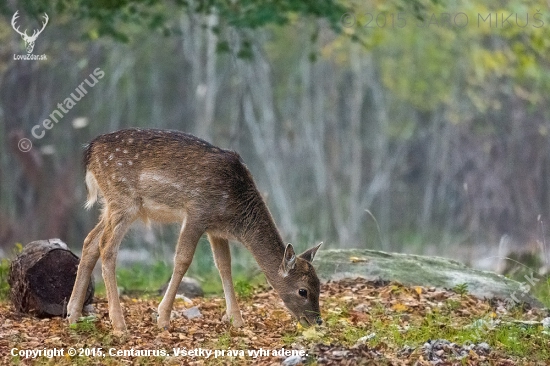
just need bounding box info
[299,242,322,263]
[281,243,296,275]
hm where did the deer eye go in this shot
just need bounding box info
[298,289,308,298]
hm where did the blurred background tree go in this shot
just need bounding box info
[0,0,549,278]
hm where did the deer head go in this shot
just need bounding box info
[276,243,323,326]
[11,11,49,53]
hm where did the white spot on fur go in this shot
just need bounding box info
[108,154,114,160]
[139,171,182,190]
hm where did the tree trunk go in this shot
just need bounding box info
[8,239,94,317]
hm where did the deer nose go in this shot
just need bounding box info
[316,316,322,325]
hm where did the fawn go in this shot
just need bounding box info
[67,128,322,332]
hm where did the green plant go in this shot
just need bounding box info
[452,283,469,296]
[217,331,231,348]
[114,261,173,296]
[531,276,550,308]
[0,243,23,301]
[445,299,462,311]
[234,280,255,299]
[0,258,10,301]
[281,331,298,345]
[69,315,99,334]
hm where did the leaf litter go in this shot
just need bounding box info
[1,278,548,365]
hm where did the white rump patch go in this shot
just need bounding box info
[84,171,99,209]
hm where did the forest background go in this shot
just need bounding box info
[1,0,549,279]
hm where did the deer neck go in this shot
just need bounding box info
[238,204,286,283]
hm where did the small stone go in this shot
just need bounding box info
[332,350,349,358]
[282,355,303,366]
[355,333,376,345]
[476,342,491,352]
[182,306,202,320]
[83,304,95,314]
[159,277,204,298]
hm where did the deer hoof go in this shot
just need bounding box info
[112,329,126,338]
[157,318,170,330]
[111,319,127,334]
[222,313,245,327]
[67,312,81,325]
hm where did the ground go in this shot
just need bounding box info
[1,279,549,365]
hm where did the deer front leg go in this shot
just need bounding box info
[99,212,134,333]
[157,217,202,329]
[67,218,104,324]
[208,234,244,327]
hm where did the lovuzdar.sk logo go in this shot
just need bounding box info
[11,10,48,60]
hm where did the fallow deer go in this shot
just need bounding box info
[67,128,322,333]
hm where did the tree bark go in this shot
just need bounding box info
[8,239,94,317]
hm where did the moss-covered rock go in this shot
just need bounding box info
[315,249,543,308]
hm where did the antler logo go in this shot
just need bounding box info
[11,11,49,54]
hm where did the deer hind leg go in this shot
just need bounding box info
[157,216,203,329]
[67,217,105,323]
[208,234,244,327]
[99,209,135,333]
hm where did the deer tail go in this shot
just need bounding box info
[84,170,99,210]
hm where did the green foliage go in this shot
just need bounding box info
[445,299,462,311]
[69,315,115,348]
[452,283,469,296]
[0,258,10,301]
[363,311,550,360]
[2,0,348,43]
[93,253,267,299]
[69,315,98,334]
[114,261,172,296]
[319,290,544,356]
[281,330,299,345]
[491,323,550,358]
[216,330,231,348]
[234,279,255,299]
[532,277,550,308]
[0,243,23,301]
[499,251,550,308]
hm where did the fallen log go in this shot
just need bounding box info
[8,239,94,317]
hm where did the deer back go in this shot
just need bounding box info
[85,129,263,235]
